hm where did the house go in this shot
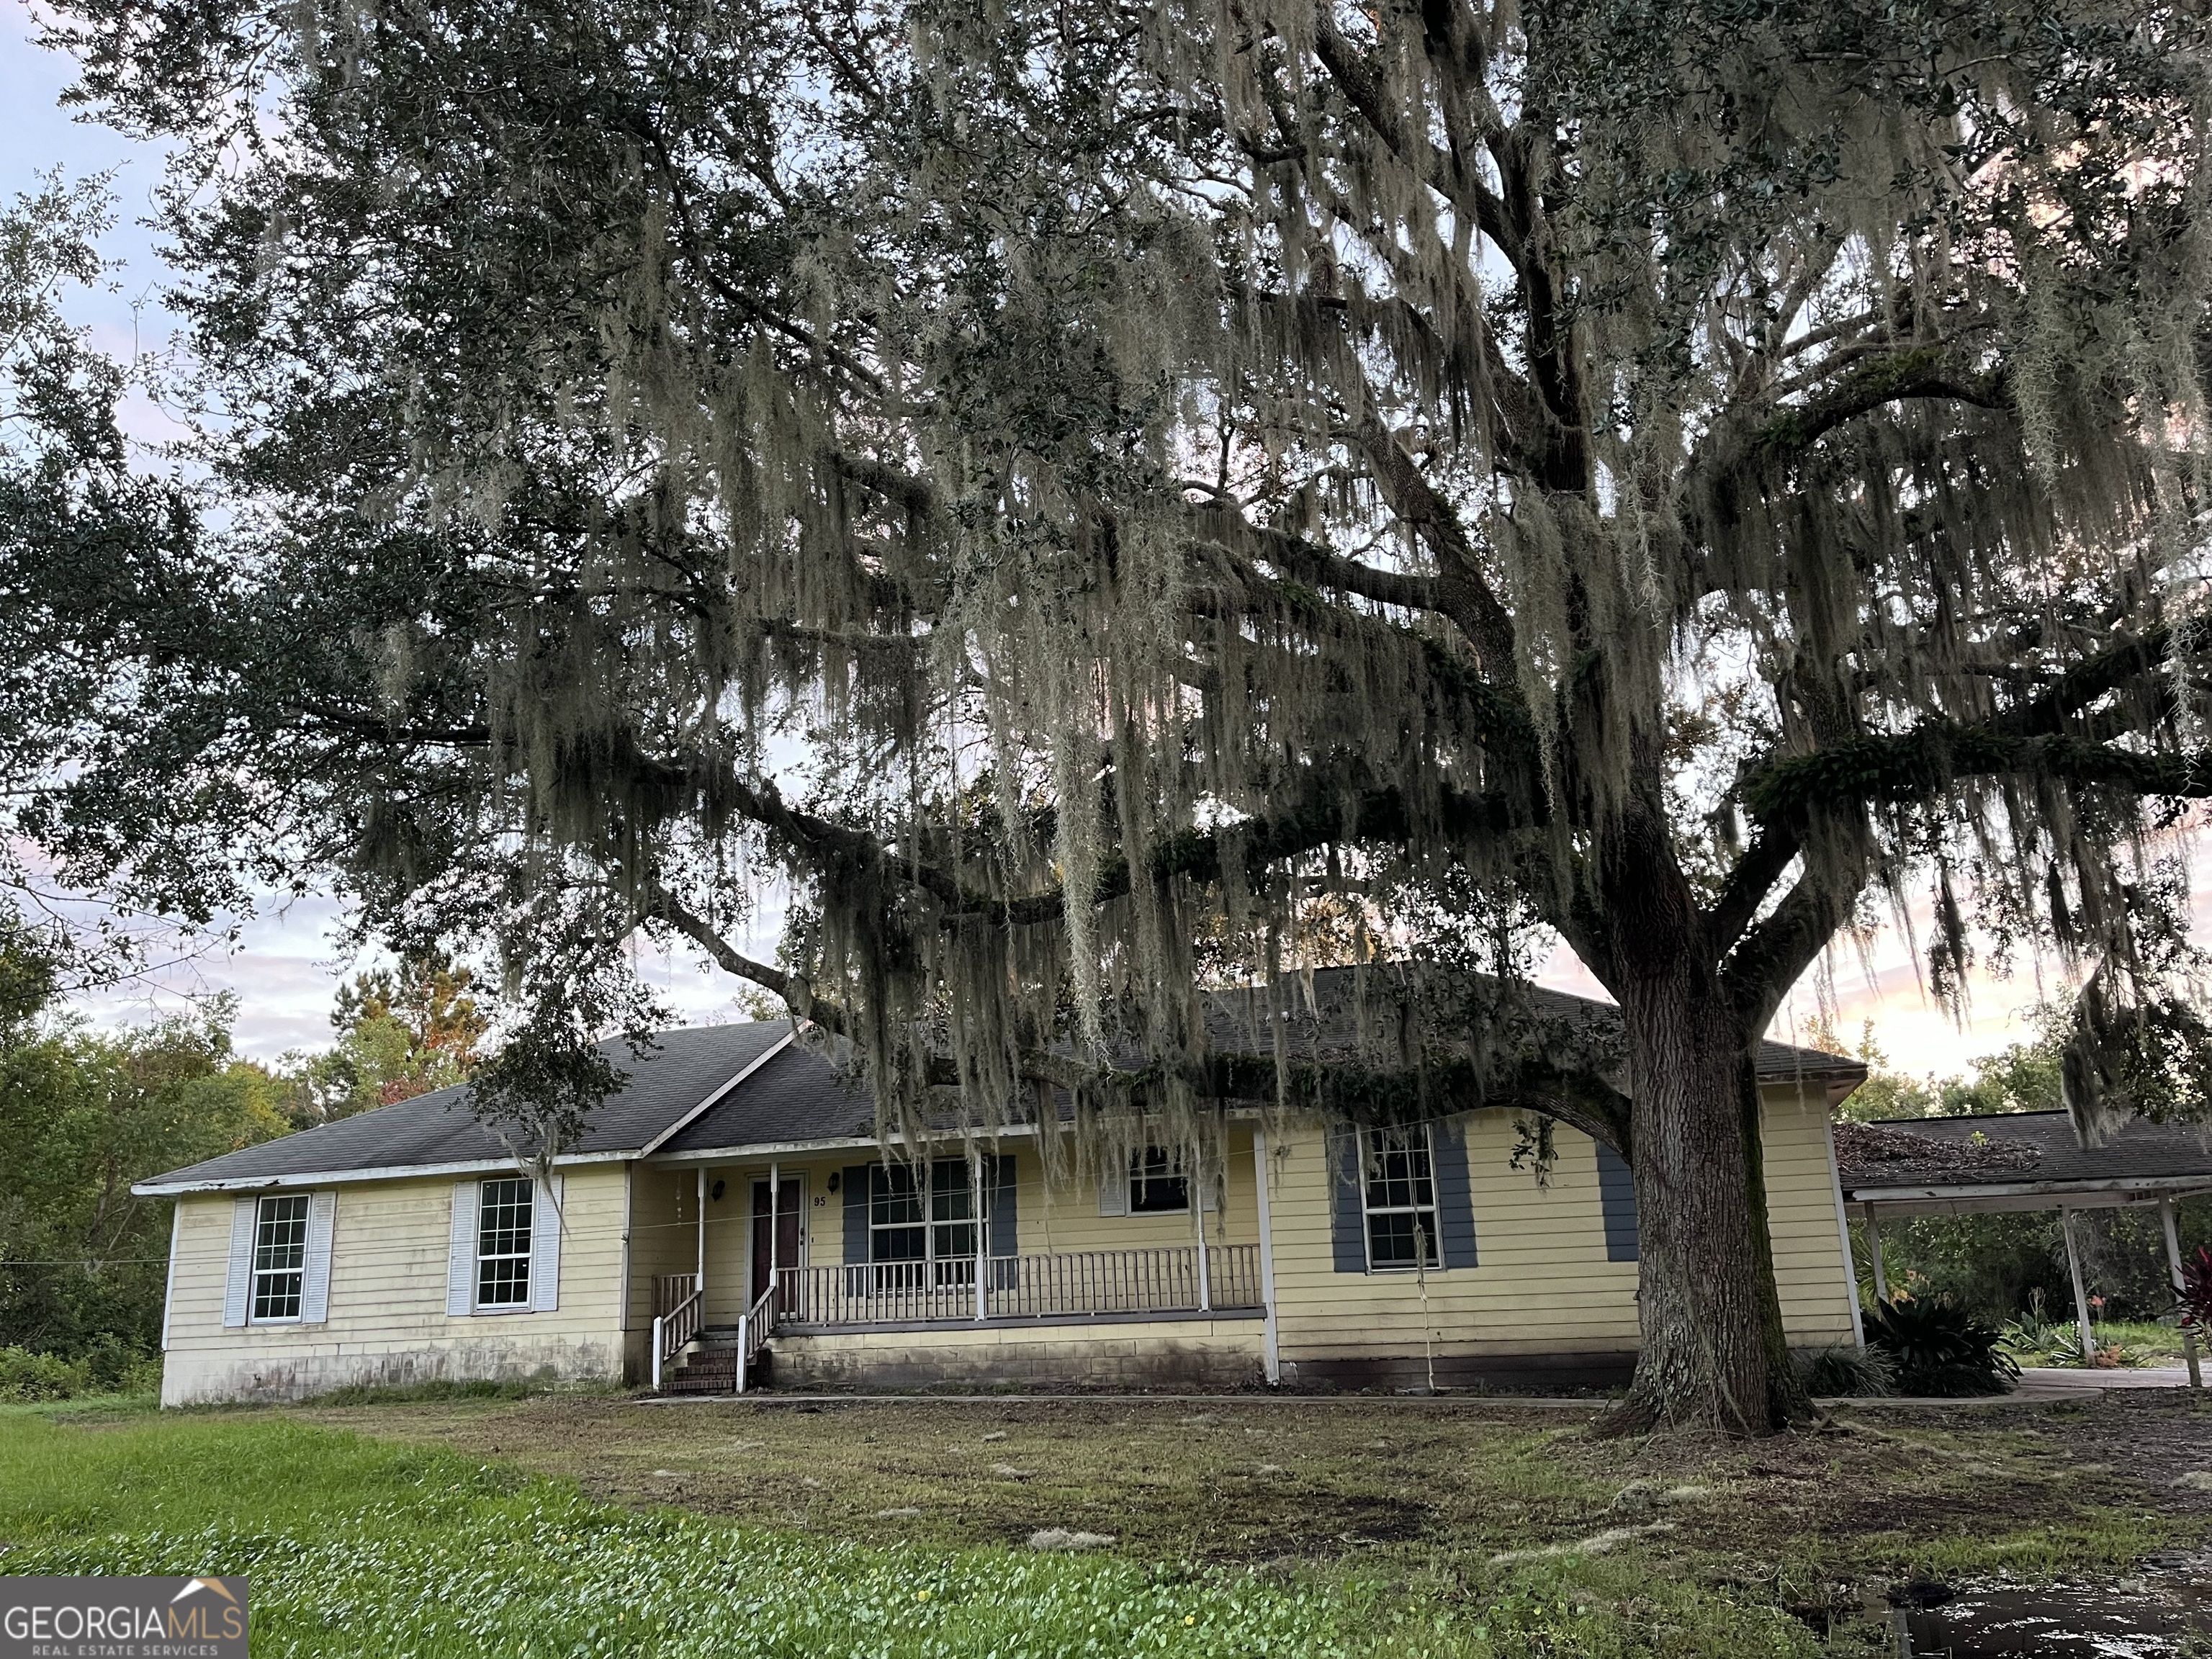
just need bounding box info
[134,971,1868,1405]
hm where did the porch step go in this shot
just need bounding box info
[659,1334,766,1393]
[663,1352,737,1393]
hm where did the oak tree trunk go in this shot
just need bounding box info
[1590,806,1817,1436]
[1596,973,1816,1434]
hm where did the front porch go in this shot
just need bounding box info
[649,1242,1267,1393]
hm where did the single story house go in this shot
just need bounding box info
[136,971,1869,1404]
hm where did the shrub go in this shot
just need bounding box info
[1865,1295,2020,1397]
[2000,1290,2079,1364]
[2180,1245,2212,1334]
[0,1346,91,1401]
[1797,1344,1896,1397]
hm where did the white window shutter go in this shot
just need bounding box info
[447,1179,480,1317]
[1097,1164,1128,1217]
[529,1174,563,1312]
[222,1195,257,1328]
[1199,1168,1220,1213]
[300,1190,338,1323]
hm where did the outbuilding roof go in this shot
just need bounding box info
[135,969,1862,1193]
[1837,1110,2212,1214]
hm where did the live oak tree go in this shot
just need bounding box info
[34,0,2211,1429]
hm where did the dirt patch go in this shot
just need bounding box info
[274,1388,2212,1573]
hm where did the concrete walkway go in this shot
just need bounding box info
[2016,1364,2200,1393]
[1830,1364,2205,1408]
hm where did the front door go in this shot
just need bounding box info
[750,1178,804,1309]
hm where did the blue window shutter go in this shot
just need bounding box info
[1431,1123,1478,1269]
[842,1166,871,1264]
[1596,1142,1639,1262]
[1327,1130,1366,1273]
[988,1155,1017,1287]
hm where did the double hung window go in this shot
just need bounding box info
[870,1161,979,1285]
[251,1194,311,1321]
[1361,1127,1441,1270]
[476,1177,534,1307]
[1128,1148,1190,1213]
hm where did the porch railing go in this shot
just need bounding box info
[773,1244,1263,1326]
[649,1272,701,1390]
[733,1281,775,1395]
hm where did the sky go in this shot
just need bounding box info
[2,8,2160,1082]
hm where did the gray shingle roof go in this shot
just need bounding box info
[138,970,1864,1189]
[658,1043,877,1153]
[1838,1110,2212,1195]
[1195,966,1861,1081]
[135,1022,790,1191]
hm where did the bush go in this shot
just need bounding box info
[1866,1295,2021,1396]
[1797,1344,1896,1397]
[0,1345,91,1401]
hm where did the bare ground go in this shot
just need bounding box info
[263,1386,2212,1581]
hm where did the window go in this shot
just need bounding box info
[476,1177,534,1308]
[1361,1128,1440,1270]
[251,1194,311,1321]
[870,1161,979,1284]
[1128,1148,1190,1213]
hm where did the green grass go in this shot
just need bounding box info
[0,1407,1830,1658]
[9,1392,2208,1658]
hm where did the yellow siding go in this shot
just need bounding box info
[160,1089,1858,1402]
[1760,1084,1860,1345]
[680,1137,1260,1300]
[161,1165,629,1406]
[1265,1087,1857,1380]
[1023,1129,1259,1257]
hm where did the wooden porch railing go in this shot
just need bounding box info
[773,1244,1263,1326]
[733,1281,776,1395]
[649,1272,701,1390]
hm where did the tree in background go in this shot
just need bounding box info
[0,933,287,1377]
[1813,1015,2066,1124]
[1827,1012,2209,1326]
[29,0,2212,1431]
[0,174,233,989]
[280,953,490,1125]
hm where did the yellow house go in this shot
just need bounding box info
[135,976,1866,1405]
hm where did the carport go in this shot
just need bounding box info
[1835,1111,2212,1379]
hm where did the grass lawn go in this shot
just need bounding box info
[4,1390,2211,1655]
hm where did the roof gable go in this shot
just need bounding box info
[134,1022,790,1192]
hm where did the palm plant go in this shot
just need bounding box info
[1866,1297,2021,1397]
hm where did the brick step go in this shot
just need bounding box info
[659,1343,771,1394]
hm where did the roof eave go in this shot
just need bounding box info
[130,1148,635,1197]
[1845,1172,2212,1207]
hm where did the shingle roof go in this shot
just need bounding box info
[1838,1110,2212,1195]
[134,1022,791,1191]
[138,970,1864,1188]
[1195,966,1861,1081]
[658,1043,877,1153]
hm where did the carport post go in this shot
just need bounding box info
[1863,1208,1889,1302]
[2062,1207,2097,1362]
[2159,1196,2202,1388]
